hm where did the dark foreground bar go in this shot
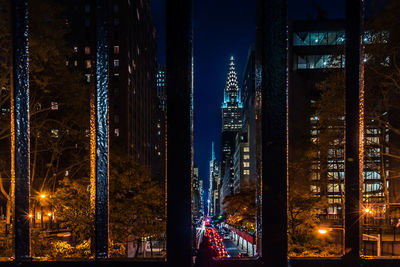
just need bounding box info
[12,0,31,260]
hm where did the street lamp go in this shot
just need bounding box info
[317,227,344,255]
[318,229,328,234]
[317,227,381,256]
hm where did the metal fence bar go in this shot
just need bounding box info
[344,0,364,260]
[166,0,193,266]
[95,0,109,259]
[256,0,288,265]
[12,0,31,260]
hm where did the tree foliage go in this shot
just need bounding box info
[223,182,255,232]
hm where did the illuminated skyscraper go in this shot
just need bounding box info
[222,56,243,131]
[220,56,243,213]
[208,142,220,216]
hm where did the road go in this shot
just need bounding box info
[223,238,242,257]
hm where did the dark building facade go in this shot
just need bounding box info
[289,19,398,224]
[66,0,163,180]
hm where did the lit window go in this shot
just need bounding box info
[310,185,320,193]
[85,74,91,83]
[114,45,119,54]
[243,162,249,167]
[243,147,249,152]
[114,128,120,136]
[73,46,78,53]
[243,170,250,175]
[65,60,69,66]
[114,59,119,67]
[311,172,320,180]
[85,46,91,54]
[243,154,249,160]
[74,60,78,67]
[85,60,91,68]
[51,102,58,110]
[51,129,59,138]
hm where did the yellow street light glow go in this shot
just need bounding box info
[28,214,33,218]
[40,194,46,199]
[318,229,327,234]
[47,212,52,217]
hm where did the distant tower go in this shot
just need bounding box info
[221,56,243,177]
[222,56,243,131]
[208,142,219,216]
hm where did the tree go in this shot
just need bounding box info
[222,181,256,232]
[0,0,90,235]
[109,151,165,257]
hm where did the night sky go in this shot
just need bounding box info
[151,0,356,201]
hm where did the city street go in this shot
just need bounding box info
[223,238,243,257]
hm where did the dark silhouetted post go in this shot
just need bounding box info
[94,0,109,259]
[166,0,193,266]
[344,0,364,260]
[256,0,288,265]
[12,0,31,260]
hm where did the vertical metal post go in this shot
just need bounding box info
[344,0,364,260]
[11,0,30,260]
[256,0,288,265]
[95,0,109,259]
[166,0,193,265]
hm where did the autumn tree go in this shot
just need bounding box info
[0,0,90,235]
[222,181,256,232]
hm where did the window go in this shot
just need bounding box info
[51,129,59,138]
[51,102,58,110]
[85,60,91,68]
[114,45,119,54]
[74,60,78,67]
[113,4,119,13]
[85,74,91,83]
[114,59,119,67]
[114,18,119,26]
[243,147,249,152]
[85,18,90,27]
[85,46,91,54]
[84,4,90,13]
[243,162,249,167]
[310,185,320,193]
[114,128,120,137]
[243,169,250,175]
[311,172,320,180]
[73,46,78,53]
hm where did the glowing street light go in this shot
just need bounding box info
[40,194,46,199]
[364,208,373,215]
[318,229,328,235]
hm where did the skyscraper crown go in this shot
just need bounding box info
[222,56,243,108]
